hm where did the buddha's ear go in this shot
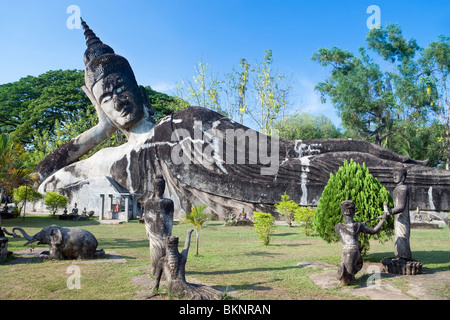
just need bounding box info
[139,85,155,116]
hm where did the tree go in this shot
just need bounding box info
[178,58,224,115]
[0,70,91,146]
[294,207,315,236]
[253,212,275,245]
[312,24,429,148]
[421,36,450,169]
[12,185,42,217]
[0,133,33,199]
[223,58,251,124]
[144,86,188,121]
[44,191,68,216]
[275,113,342,140]
[181,204,208,256]
[176,51,293,134]
[313,159,394,255]
[274,191,299,227]
[252,49,293,135]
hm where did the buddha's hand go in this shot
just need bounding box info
[82,85,117,133]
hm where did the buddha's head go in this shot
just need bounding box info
[393,163,407,184]
[81,19,153,130]
[153,175,166,198]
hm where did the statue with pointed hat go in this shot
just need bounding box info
[35,18,155,184]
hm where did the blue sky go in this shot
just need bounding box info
[1,0,449,128]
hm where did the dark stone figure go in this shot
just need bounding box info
[71,203,79,216]
[335,200,388,285]
[152,229,223,300]
[381,164,423,275]
[0,237,8,262]
[0,227,20,261]
[143,175,174,276]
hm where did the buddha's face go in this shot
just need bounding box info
[393,171,405,184]
[93,72,144,130]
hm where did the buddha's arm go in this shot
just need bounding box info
[35,86,117,182]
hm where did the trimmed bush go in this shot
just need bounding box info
[275,191,298,227]
[253,212,275,245]
[44,191,68,216]
[294,206,315,236]
[313,159,394,254]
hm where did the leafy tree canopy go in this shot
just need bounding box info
[0,69,187,167]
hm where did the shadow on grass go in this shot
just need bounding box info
[225,279,284,292]
[98,238,148,250]
[245,251,283,258]
[270,243,312,247]
[273,232,298,237]
[3,247,136,265]
[2,215,101,229]
[189,265,298,276]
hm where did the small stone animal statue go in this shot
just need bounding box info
[152,229,223,300]
[12,225,105,260]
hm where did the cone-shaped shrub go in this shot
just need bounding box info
[313,159,394,255]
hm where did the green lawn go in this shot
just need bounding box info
[0,216,449,300]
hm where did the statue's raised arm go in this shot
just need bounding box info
[35,86,117,182]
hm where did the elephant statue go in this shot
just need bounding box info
[12,225,105,260]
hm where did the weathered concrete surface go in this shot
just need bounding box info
[37,107,450,220]
[307,262,450,300]
[145,107,450,219]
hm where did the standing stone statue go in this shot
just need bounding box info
[143,175,174,276]
[389,163,411,259]
[382,164,423,274]
[335,200,388,285]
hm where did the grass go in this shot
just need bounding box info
[0,216,449,300]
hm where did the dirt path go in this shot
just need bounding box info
[305,261,449,300]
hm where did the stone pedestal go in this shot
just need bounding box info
[381,257,423,275]
[0,237,8,262]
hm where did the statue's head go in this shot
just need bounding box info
[81,19,152,130]
[340,200,355,218]
[393,163,407,184]
[166,236,179,249]
[153,175,166,198]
